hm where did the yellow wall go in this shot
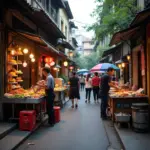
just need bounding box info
[58,9,70,41]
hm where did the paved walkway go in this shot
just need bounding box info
[17,91,109,150]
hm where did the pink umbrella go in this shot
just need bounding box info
[90,64,102,72]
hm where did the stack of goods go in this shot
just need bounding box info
[109,87,146,97]
[8,59,17,65]
[4,80,46,99]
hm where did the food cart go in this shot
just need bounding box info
[54,78,69,108]
[108,88,148,122]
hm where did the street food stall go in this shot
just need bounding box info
[108,87,148,121]
[54,78,68,107]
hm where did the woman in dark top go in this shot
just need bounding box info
[69,72,80,108]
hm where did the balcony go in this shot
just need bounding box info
[26,0,58,26]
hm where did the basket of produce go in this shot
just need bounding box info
[115,113,131,123]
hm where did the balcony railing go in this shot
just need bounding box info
[26,0,58,25]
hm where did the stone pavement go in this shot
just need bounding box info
[115,124,150,150]
[16,90,122,150]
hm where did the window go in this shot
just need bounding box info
[65,26,67,38]
[61,20,64,33]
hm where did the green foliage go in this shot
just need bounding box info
[58,74,69,83]
[74,52,99,70]
[88,0,139,40]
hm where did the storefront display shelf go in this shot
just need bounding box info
[8,82,18,84]
[8,62,17,65]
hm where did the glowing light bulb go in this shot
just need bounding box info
[11,50,16,55]
[31,58,35,62]
[29,54,34,59]
[127,55,130,60]
[64,61,68,67]
[23,61,27,67]
[122,63,125,68]
[118,64,122,68]
[23,48,28,54]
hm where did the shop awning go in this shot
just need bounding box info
[16,31,47,46]
[109,27,140,46]
[130,8,150,27]
[10,30,59,54]
[102,44,121,57]
[31,9,66,39]
[99,56,109,63]
[58,51,68,58]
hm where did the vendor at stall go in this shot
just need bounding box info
[99,67,119,119]
[42,67,55,126]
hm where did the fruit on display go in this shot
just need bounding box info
[9,72,17,77]
[17,60,22,64]
[9,59,17,64]
[16,70,23,74]
[12,84,21,89]
[9,78,16,83]
[16,77,23,82]
[54,86,67,92]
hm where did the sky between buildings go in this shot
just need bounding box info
[69,0,96,38]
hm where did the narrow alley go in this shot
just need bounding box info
[17,91,109,150]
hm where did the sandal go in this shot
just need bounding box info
[75,104,78,108]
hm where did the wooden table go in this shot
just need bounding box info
[109,96,148,122]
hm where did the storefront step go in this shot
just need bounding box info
[0,123,17,140]
[0,116,48,150]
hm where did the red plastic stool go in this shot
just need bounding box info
[53,106,60,123]
[19,110,36,131]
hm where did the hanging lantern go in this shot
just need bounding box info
[44,57,53,63]
[50,61,55,66]
[127,55,131,61]
[29,53,34,59]
[122,63,125,68]
[23,48,28,54]
[31,58,35,62]
[69,66,74,70]
[23,61,27,67]
[44,57,48,63]
[64,61,68,67]
[11,50,16,55]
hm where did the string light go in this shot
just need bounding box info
[23,48,28,54]
[23,61,27,67]
[31,58,35,62]
[11,50,16,55]
[29,54,34,59]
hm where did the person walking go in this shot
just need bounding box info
[92,72,100,102]
[99,67,118,119]
[79,75,85,91]
[85,74,92,103]
[42,67,55,126]
[69,72,80,108]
